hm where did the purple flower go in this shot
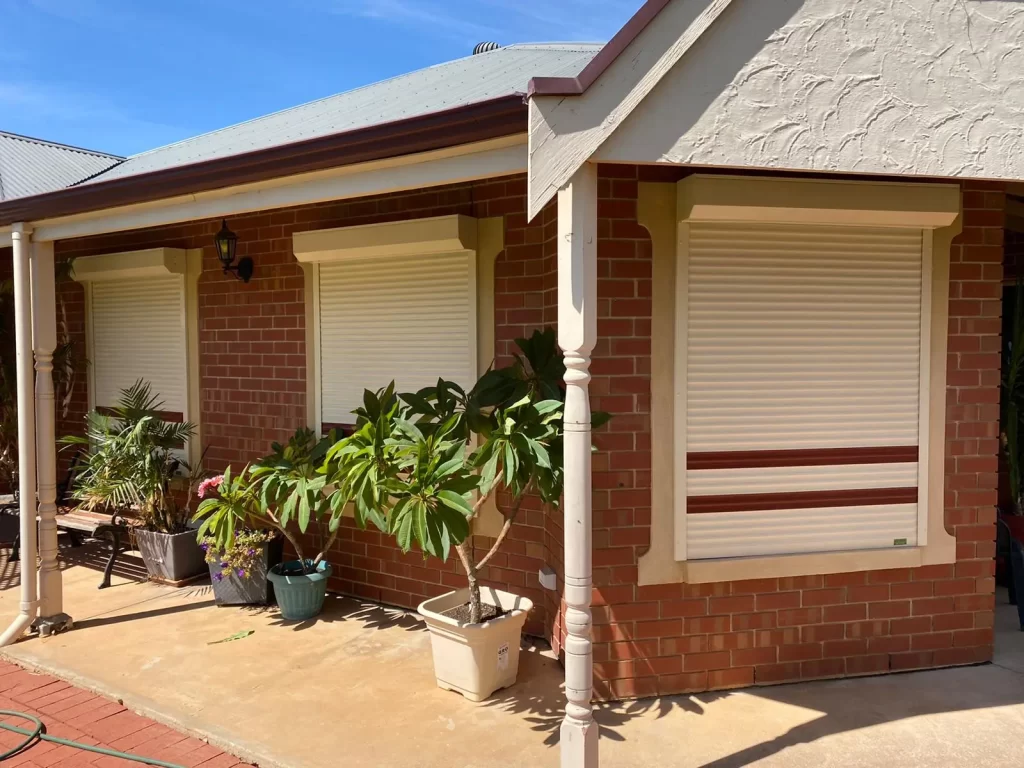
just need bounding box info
[200,543,208,551]
[246,548,256,556]
[220,562,228,568]
[212,572,223,582]
[236,568,246,578]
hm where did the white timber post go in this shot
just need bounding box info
[558,163,599,768]
[32,240,70,633]
[0,224,39,645]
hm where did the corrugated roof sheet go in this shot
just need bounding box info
[0,132,121,201]
[88,43,602,184]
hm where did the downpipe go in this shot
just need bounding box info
[0,224,39,646]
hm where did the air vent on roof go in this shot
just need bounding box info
[473,42,500,55]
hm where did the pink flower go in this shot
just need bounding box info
[197,475,225,499]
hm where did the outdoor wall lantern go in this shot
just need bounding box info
[214,219,254,283]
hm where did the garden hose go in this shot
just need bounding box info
[0,709,186,767]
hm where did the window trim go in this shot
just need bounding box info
[295,214,504,537]
[73,247,203,467]
[638,175,961,585]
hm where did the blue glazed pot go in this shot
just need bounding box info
[267,560,331,620]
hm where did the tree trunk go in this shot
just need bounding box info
[457,540,482,624]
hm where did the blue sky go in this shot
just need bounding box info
[0,0,639,157]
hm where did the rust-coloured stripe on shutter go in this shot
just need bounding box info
[687,487,918,514]
[687,446,919,471]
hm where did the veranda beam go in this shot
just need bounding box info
[557,163,599,768]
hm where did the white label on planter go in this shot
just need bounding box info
[497,642,510,672]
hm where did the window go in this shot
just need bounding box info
[294,214,500,432]
[680,222,924,560]
[74,248,201,463]
[294,214,505,536]
[638,175,962,584]
[317,251,476,430]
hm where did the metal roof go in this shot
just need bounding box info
[0,132,121,201]
[88,43,602,185]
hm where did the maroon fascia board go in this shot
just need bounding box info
[0,94,528,228]
[527,0,673,97]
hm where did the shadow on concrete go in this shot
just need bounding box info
[247,593,429,633]
[689,658,1024,768]
[74,598,218,630]
[478,639,733,748]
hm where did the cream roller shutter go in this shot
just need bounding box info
[318,252,476,425]
[682,222,925,560]
[91,275,187,413]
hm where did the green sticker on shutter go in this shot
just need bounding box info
[893,538,908,546]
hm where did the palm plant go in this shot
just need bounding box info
[64,380,196,532]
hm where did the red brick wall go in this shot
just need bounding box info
[54,176,558,637]
[586,173,1002,699]
[46,170,1001,698]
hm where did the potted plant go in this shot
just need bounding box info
[324,329,608,701]
[196,429,339,620]
[63,380,206,584]
[1001,278,1024,630]
[197,492,283,606]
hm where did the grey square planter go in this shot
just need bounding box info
[135,528,206,585]
[209,536,284,606]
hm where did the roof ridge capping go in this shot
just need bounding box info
[527,0,672,97]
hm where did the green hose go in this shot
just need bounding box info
[0,709,186,767]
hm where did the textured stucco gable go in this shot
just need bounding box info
[596,0,1024,176]
[529,0,1024,216]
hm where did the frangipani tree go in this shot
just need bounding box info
[324,329,609,623]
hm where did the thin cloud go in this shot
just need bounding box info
[330,0,637,43]
[333,0,505,41]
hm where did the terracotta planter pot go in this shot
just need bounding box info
[418,587,533,702]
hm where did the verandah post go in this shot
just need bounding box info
[32,239,70,633]
[557,163,599,768]
[0,224,39,646]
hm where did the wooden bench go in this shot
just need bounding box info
[11,509,129,590]
[8,457,131,589]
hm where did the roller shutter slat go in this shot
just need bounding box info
[684,222,923,559]
[319,252,474,425]
[91,276,186,412]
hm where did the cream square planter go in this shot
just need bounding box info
[418,587,534,702]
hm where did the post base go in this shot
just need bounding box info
[560,716,599,768]
[33,613,73,637]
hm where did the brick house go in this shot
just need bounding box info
[2,2,1024,766]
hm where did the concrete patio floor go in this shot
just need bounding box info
[0,544,1021,768]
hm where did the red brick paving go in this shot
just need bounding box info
[0,660,252,767]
